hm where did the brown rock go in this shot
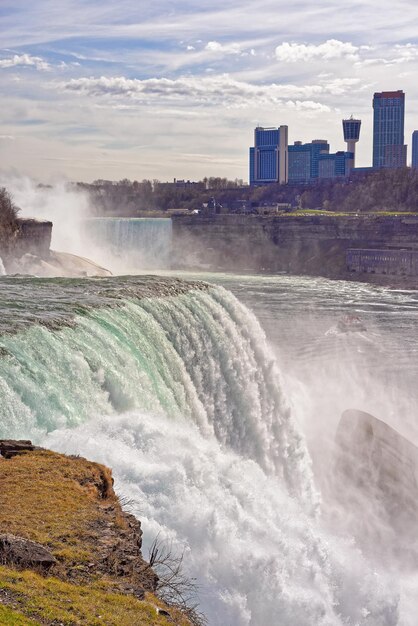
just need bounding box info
[0,534,56,568]
[0,440,34,459]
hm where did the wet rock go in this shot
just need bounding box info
[0,534,56,568]
[0,440,34,459]
[332,409,418,565]
[335,409,418,508]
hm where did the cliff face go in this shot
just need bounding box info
[2,219,52,273]
[172,214,418,280]
[3,220,113,277]
[0,443,192,626]
[13,219,52,259]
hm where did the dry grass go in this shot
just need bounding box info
[0,567,191,625]
[0,450,119,566]
[0,603,40,625]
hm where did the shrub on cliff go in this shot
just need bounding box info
[0,187,19,247]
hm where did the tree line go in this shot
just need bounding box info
[77,168,418,216]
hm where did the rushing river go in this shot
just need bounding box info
[0,271,417,625]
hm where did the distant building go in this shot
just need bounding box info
[342,116,361,170]
[288,142,312,183]
[288,140,351,182]
[249,126,288,185]
[288,140,330,183]
[160,179,203,189]
[318,151,353,179]
[372,90,406,169]
[412,131,418,168]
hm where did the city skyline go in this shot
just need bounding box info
[1,1,418,183]
[250,90,411,186]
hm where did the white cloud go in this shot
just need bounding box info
[205,41,243,55]
[0,53,50,71]
[57,74,343,111]
[393,43,418,63]
[354,43,418,67]
[286,100,330,112]
[275,39,359,63]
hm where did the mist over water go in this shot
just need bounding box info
[1,175,92,255]
[0,175,172,273]
[85,217,172,271]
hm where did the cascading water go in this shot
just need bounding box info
[84,217,172,271]
[0,276,400,625]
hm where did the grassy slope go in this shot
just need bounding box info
[0,450,190,626]
[0,604,39,625]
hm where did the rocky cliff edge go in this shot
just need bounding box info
[0,441,192,625]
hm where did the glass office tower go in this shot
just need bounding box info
[288,140,329,183]
[372,90,406,169]
[249,126,288,184]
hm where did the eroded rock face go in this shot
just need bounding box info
[0,447,158,598]
[0,534,56,568]
[331,409,418,566]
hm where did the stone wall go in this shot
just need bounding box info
[172,214,418,279]
[347,248,418,276]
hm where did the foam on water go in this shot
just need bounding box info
[46,411,398,626]
[0,282,401,624]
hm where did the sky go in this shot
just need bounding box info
[1,0,418,183]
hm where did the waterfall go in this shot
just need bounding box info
[0,282,399,625]
[0,286,313,505]
[85,217,172,270]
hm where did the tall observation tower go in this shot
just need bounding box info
[342,116,361,169]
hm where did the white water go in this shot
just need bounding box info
[46,411,398,626]
[85,217,172,271]
[0,283,402,625]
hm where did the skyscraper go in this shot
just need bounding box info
[412,131,418,168]
[342,116,361,169]
[249,126,288,185]
[372,90,406,169]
